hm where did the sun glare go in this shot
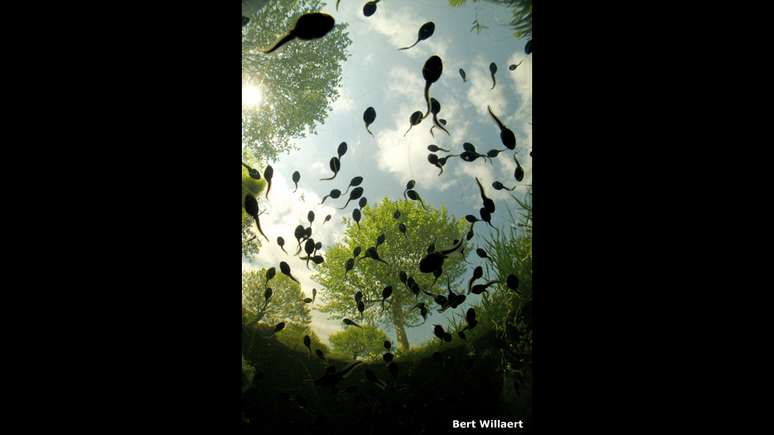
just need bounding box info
[242,83,264,109]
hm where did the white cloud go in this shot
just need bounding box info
[372,99,473,188]
[331,85,354,114]
[387,66,425,101]
[368,7,439,54]
[466,55,508,117]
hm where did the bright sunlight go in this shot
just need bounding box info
[242,83,264,109]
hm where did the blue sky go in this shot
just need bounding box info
[243,0,532,347]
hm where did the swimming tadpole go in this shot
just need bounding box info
[489,62,498,90]
[320,157,341,181]
[487,105,516,150]
[421,55,443,118]
[264,12,336,54]
[291,171,301,193]
[244,194,269,242]
[404,111,424,137]
[363,107,376,136]
[399,21,435,51]
[363,1,380,17]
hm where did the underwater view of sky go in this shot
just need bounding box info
[243,0,532,346]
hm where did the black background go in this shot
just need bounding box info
[4,1,758,433]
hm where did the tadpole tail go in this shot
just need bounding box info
[254,218,270,242]
[366,126,374,136]
[433,113,450,136]
[423,82,431,118]
[398,39,419,51]
[265,181,272,199]
[263,32,296,54]
[487,105,506,130]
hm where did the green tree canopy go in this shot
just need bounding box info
[329,325,389,361]
[242,268,311,326]
[313,198,468,351]
[242,0,352,162]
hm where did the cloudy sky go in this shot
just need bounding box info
[243,0,531,346]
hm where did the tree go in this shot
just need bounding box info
[314,198,468,351]
[242,268,311,326]
[329,325,389,361]
[242,0,352,162]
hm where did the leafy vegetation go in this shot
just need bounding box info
[241,0,352,162]
[314,198,468,351]
[449,0,532,38]
[329,325,390,360]
[242,268,311,326]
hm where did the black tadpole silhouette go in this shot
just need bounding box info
[428,144,449,153]
[399,22,435,50]
[279,261,299,284]
[475,177,496,214]
[242,162,261,180]
[323,214,332,224]
[404,111,424,136]
[422,56,443,118]
[492,181,515,191]
[358,197,367,208]
[264,12,336,54]
[364,246,388,265]
[321,157,341,181]
[405,189,427,210]
[314,361,362,388]
[506,274,519,292]
[429,97,450,136]
[320,189,341,204]
[273,322,286,333]
[468,266,484,294]
[459,68,466,82]
[265,267,276,284]
[291,171,300,192]
[352,208,361,228]
[343,176,363,195]
[343,318,362,328]
[476,247,493,262]
[509,60,524,71]
[340,186,364,209]
[363,1,380,17]
[363,107,376,136]
[263,165,274,199]
[244,194,269,242]
[344,258,355,276]
[489,62,498,89]
[514,156,525,181]
[525,39,533,54]
[242,16,250,27]
[403,179,416,198]
[337,141,348,159]
[277,237,288,254]
[419,238,464,276]
[487,105,516,150]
